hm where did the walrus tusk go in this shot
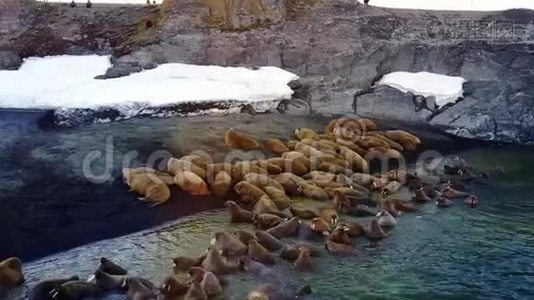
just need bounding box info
[210,237,216,246]
[87,274,96,282]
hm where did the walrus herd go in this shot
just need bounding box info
[1,117,492,299]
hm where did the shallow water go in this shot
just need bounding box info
[1,112,533,299]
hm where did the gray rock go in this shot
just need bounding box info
[103,63,142,79]
[0,51,22,70]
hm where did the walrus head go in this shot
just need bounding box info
[465,195,478,208]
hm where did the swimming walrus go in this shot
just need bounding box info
[436,197,453,208]
[0,257,24,288]
[201,248,238,275]
[91,270,153,293]
[49,281,103,300]
[465,195,478,208]
[376,210,397,227]
[324,241,360,256]
[341,222,365,237]
[124,277,156,300]
[255,231,283,251]
[412,187,432,203]
[96,257,127,276]
[211,171,232,197]
[289,206,319,220]
[225,128,261,150]
[310,218,331,235]
[161,275,189,299]
[29,276,79,300]
[264,138,289,154]
[224,201,253,224]
[381,181,402,197]
[210,231,247,257]
[248,240,275,265]
[184,281,208,300]
[253,213,284,230]
[294,248,313,272]
[234,230,256,245]
[167,158,207,179]
[319,208,338,225]
[174,171,211,196]
[442,187,470,199]
[280,244,318,261]
[125,172,171,207]
[189,267,223,297]
[266,217,301,239]
[365,219,387,240]
[327,226,352,245]
[172,254,206,272]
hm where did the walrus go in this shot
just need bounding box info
[210,231,247,257]
[248,240,275,265]
[370,176,389,191]
[174,171,210,196]
[253,196,287,218]
[341,222,365,237]
[92,270,154,293]
[299,182,330,201]
[442,187,470,199]
[272,173,303,196]
[326,187,369,200]
[267,158,308,176]
[244,173,285,192]
[167,158,207,179]
[327,226,352,245]
[189,267,222,297]
[376,210,397,227]
[412,187,432,203]
[30,276,79,300]
[295,128,320,140]
[264,186,291,210]
[255,231,283,251]
[225,128,261,150]
[280,244,318,261]
[224,201,253,224]
[319,208,338,225]
[389,199,417,213]
[382,199,399,217]
[316,155,351,169]
[184,281,208,300]
[172,254,206,272]
[201,248,238,275]
[266,217,301,239]
[289,206,319,219]
[294,142,329,159]
[122,167,175,186]
[96,257,127,276]
[212,171,232,197]
[206,163,233,178]
[367,132,404,151]
[465,195,478,208]
[381,181,402,197]
[123,277,155,300]
[254,160,283,175]
[324,241,359,256]
[336,174,370,193]
[125,172,171,207]
[253,213,283,230]
[0,257,23,288]
[234,230,256,245]
[310,218,331,235]
[281,151,311,169]
[350,173,377,186]
[234,181,267,206]
[264,138,289,154]
[161,275,189,298]
[49,281,103,300]
[180,154,209,170]
[384,130,421,146]
[335,138,368,156]
[294,248,313,272]
[304,171,336,182]
[338,146,369,173]
[232,161,266,182]
[365,219,387,240]
[317,162,352,175]
[436,197,453,208]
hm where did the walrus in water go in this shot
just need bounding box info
[341,222,365,237]
[224,201,253,224]
[465,195,478,208]
[319,208,338,225]
[327,226,352,245]
[377,210,397,227]
[389,199,417,213]
[253,213,283,230]
[225,128,261,150]
[264,138,289,154]
[381,181,402,197]
[436,197,453,208]
[442,186,470,199]
[412,187,432,203]
[253,195,287,218]
[264,186,291,210]
[280,244,318,261]
[210,231,247,257]
[30,276,79,300]
[201,248,238,275]
[161,275,189,299]
[167,158,207,179]
[172,254,206,272]
[212,171,232,197]
[310,218,331,235]
[290,206,319,219]
[174,171,210,196]
[248,240,275,265]
[255,231,283,251]
[125,172,171,207]
[238,256,278,283]
[266,217,301,239]
[234,181,267,206]
[247,283,313,300]
[294,248,313,272]
[233,230,256,246]
[365,219,387,240]
[0,257,24,288]
[91,270,154,293]
[49,281,103,300]
[123,277,155,300]
[189,267,222,297]
[96,257,127,275]
[324,241,359,256]
[184,281,208,300]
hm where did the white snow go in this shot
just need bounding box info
[0,55,298,114]
[378,71,465,108]
[371,0,534,11]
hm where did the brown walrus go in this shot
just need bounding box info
[465,195,479,208]
[266,217,301,239]
[125,172,171,207]
[327,226,352,245]
[174,171,210,196]
[264,138,289,154]
[324,241,359,256]
[167,158,207,179]
[319,208,339,225]
[289,206,319,220]
[384,130,421,146]
[338,146,369,173]
[232,161,266,182]
[280,244,318,261]
[97,257,127,275]
[91,270,154,292]
[341,222,365,237]
[253,196,287,218]
[295,128,320,140]
[264,186,291,210]
[225,128,261,150]
[244,173,285,192]
[272,173,303,196]
[381,181,402,197]
[210,231,247,257]
[224,201,253,224]
[122,167,175,186]
[189,267,222,297]
[184,281,208,300]
[212,171,232,197]
[255,231,283,251]
[294,248,313,272]
[0,257,24,288]
[161,275,189,298]
[254,160,284,175]
[234,230,256,245]
[281,151,311,168]
[29,276,80,300]
[442,187,470,199]
[49,281,103,300]
[201,248,238,275]
[172,254,206,272]
[180,154,209,170]
[266,158,308,176]
[234,181,267,206]
[248,240,275,265]
[412,187,432,203]
[436,196,453,208]
[365,219,387,240]
[389,199,417,213]
[310,218,331,235]
[253,213,284,230]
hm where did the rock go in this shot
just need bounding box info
[103,63,142,79]
[0,51,22,70]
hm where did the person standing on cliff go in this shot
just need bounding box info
[364,0,370,5]
[69,0,76,7]
[86,0,92,8]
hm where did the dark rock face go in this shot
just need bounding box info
[0,51,22,70]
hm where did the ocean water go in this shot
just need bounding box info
[1,112,533,299]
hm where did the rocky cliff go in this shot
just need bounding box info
[1,0,533,144]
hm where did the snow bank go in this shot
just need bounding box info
[0,55,298,125]
[378,71,465,108]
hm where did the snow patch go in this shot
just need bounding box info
[0,55,298,125]
[378,71,465,109]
